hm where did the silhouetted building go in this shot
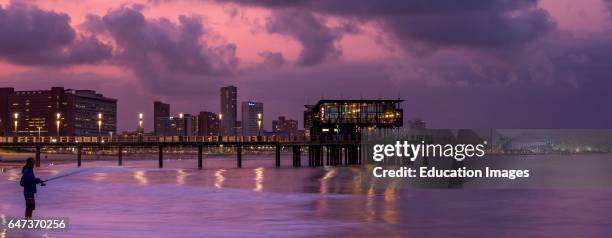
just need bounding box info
[156,113,197,136]
[0,87,116,136]
[220,86,237,136]
[183,113,198,136]
[304,99,403,141]
[241,101,263,136]
[198,111,219,136]
[154,101,170,136]
[272,116,298,137]
[156,116,182,136]
[72,90,117,136]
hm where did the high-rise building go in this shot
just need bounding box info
[154,101,170,136]
[183,113,198,136]
[156,113,197,136]
[0,87,117,136]
[220,86,237,136]
[72,90,117,136]
[198,111,219,136]
[156,116,182,136]
[272,116,298,136]
[241,101,263,136]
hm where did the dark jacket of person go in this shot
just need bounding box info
[21,167,42,196]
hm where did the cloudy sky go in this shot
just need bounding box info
[0,0,611,131]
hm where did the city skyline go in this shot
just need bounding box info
[0,0,611,131]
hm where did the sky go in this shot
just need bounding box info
[0,0,612,131]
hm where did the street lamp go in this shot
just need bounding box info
[56,113,61,138]
[218,114,223,137]
[257,113,262,136]
[178,113,184,136]
[37,127,41,142]
[138,113,144,133]
[13,113,18,137]
[97,113,103,139]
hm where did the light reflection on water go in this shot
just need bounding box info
[214,169,225,189]
[176,169,187,186]
[253,167,264,192]
[133,170,148,185]
[6,172,19,182]
[382,179,400,224]
[319,167,336,194]
[92,172,107,182]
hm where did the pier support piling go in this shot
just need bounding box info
[35,145,41,167]
[158,145,163,168]
[315,146,322,166]
[237,145,242,168]
[292,145,301,167]
[198,145,203,170]
[326,146,330,166]
[275,144,281,167]
[308,146,313,167]
[357,146,360,164]
[77,146,82,167]
[333,146,337,166]
[118,145,123,166]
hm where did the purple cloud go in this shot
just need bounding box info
[258,51,286,69]
[604,0,612,18]
[83,5,239,93]
[212,0,563,89]
[0,2,111,65]
[218,0,554,53]
[265,9,351,66]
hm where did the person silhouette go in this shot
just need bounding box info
[20,158,45,218]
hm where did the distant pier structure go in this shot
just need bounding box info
[303,99,403,142]
[0,99,404,169]
[303,99,403,166]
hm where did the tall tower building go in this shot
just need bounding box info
[220,86,237,136]
[241,101,263,136]
[153,101,170,136]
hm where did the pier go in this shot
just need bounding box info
[0,135,361,169]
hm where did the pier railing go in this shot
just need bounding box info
[0,135,309,144]
[0,135,360,145]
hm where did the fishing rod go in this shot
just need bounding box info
[43,168,94,182]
